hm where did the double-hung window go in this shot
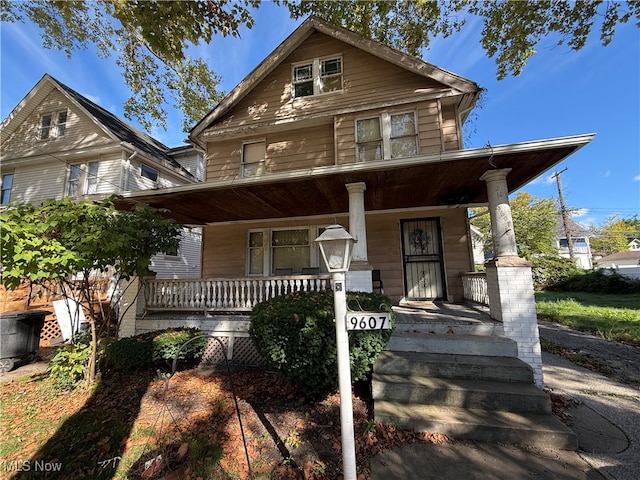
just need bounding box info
[292,56,342,98]
[1,173,14,205]
[356,111,418,161]
[241,140,266,177]
[66,161,100,198]
[38,110,67,140]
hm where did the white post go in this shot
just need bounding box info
[346,182,372,292]
[331,271,357,480]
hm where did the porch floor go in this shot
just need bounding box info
[393,302,494,325]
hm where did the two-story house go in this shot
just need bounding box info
[113,17,594,446]
[554,215,594,269]
[118,17,594,381]
[0,74,203,280]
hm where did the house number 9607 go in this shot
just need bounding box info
[347,313,391,330]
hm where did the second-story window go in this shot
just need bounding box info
[292,56,343,98]
[241,140,266,177]
[66,161,100,198]
[38,110,67,140]
[1,173,14,205]
[356,111,418,161]
[141,164,159,182]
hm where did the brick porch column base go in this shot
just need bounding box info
[486,257,543,387]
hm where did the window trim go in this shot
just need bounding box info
[241,139,266,177]
[291,55,343,99]
[65,161,100,198]
[355,110,418,162]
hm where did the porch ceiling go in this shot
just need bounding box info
[116,135,593,225]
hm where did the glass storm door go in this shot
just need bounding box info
[401,218,446,300]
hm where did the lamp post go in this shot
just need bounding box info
[315,224,357,480]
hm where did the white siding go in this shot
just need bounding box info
[9,162,67,204]
[150,228,202,279]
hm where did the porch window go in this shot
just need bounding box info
[248,231,265,275]
[38,110,67,140]
[271,229,310,274]
[292,56,342,98]
[241,140,266,177]
[1,173,13,204]
[248,227,323,275]
[356,111,418,161]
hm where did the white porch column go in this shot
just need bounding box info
[481,169,544,386]
[345,182,372,292]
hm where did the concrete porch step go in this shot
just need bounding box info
[374,401,577,450]
[394,321,504,336]
[386,332,518,357]
[374,351,534,383]
[372,374,551,413]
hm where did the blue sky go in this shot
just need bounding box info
[1,2,638,227]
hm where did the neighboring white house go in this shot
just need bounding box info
[596,251,640,280]
[0,74,202,278]
[554,215,593,269]
[628,239,640,251]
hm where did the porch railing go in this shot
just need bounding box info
[461,272,489,306]
[144,275,332,312]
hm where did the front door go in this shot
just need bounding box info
[401,218,446,300]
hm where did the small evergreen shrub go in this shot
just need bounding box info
[547,269,640,294]
[249,290,394,398]
[104,328,207,372]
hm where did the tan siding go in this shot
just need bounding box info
[441,104,460,151]
[1,89,114,160]
[205,125,335,181]
[208,32,449,132]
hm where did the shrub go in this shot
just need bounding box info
[547,269,640,294]
[249,290,394,398]
[104,328,207,372]
[531,255,582,290]
[48,339,92,391]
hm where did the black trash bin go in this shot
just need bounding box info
[0,310,49,373]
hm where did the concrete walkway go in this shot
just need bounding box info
[371,343,640,480]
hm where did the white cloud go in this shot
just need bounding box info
[633,174,640,182]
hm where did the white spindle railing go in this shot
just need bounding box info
[144,275,332,312]
[461,272,489,306]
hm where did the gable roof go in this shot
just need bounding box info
[554,215,591,238]
[1,74,194,178]
[597,251,640,264]
[190,16,481,140]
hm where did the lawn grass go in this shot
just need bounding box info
[535,291,640,345]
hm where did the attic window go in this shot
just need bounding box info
[38,110,67,140]
[292,56,342,98]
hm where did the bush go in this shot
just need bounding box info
[531,255,582,290]
[104,328,207,372]
[547,269,640,294]
[249,290,394,398]
[48,339,92,391]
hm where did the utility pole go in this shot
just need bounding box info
[552,168,575,262]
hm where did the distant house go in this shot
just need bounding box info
[596,251,640,280]
[554,215,593,269]
[470,224,487,267]
[628,239,640,251]
[0,74,203,279]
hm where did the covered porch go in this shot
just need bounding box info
[117,134,594,386]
